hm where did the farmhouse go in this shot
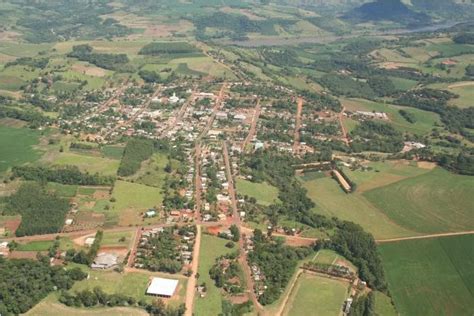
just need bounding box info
[91,252,119,269]
[146,277,179,298]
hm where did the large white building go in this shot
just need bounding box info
[146,277,179,298]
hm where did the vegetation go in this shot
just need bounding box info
[0,257,86,315]
[4,182,70,236]
[139,42,198,55]
[350,121,404,153]
[12,165,115,185]
[379,235,474,315]
[68,44,130,71]
[0,125,41,173]
[117,139,154,177]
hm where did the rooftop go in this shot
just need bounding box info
[146,277,179,297]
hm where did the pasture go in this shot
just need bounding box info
[25,294,148,316]
[342,98,441,135]
[283,273,348,316]
[194,234,232,316]
[111,180,163,226]
[101,230,134,248]
[379,234,474,316]
[364,168,474,234]
[53,152,120,176]
[236,179,280,206]
[0,125,41,174]
[428,81,474,109]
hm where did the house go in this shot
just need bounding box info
[85,237,95,247]
[216,111,228,120]
[217,214,226,221]
[65,219,73,225]
[234,114,246,121]
[254,141,264,150]
[145,210,157,218]
[169,93,180,104]
[91,253,119,269]
[146,277,179,298]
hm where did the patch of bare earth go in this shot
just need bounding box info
[71,64,107,77]
[417,161,436,170]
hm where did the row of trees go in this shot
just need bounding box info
[12,165,115,186]
[59,286,185,315]
[68,44,129,71]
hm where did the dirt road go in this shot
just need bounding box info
[376,230,474,243]
[292,97,303,154]
[184,225,201,316]
[338,106,350,146]
[198,83,227,139]
[242,98,261,152]
[194,143,202,221]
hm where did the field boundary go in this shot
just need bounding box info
[376,230,474,243]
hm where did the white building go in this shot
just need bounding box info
[146,277,179,298]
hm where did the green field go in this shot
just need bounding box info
[194,234,233,316]
[236,179,280,206]
[101,145,125,160]
[364,168,474,234]
[428,82,474,109]
[110,180,163,225]
[0,125,41,173]
[373,291,397,316]
[53,152,119,176]
[16,238,75,251]
[342,98,441,135]
[303,176,417,239]
[101,230,134,248]
[379,234,474,316]
[283,273,348,316]
[25,294,148,316]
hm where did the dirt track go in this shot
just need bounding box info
[376,230,474,243]
[184,225,201,316]
[292,97,303,154]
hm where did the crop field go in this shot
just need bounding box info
[303,176,417,239]
[0,125,42,173]
[236,179,280,206]
[373,291,397,316]
[364,168,474,234]
[194,234,232,316]
[111,180,163,226]
[101,145,125,160]
[283,273,348,316]
[53,152,120,176]
[379,234,474,316]
[342,98,441,135]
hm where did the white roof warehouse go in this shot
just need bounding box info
[146,277,179,298]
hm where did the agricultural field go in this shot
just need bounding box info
[283,273,349,316]
[373,291,397,316]
[428,81,474,109]
[0,125,42,174]
[302,175,417,239]
[379,234,474,316]
[194,234,233,316]
[364,168,474,234]
[236,179,280,206]
[16,238,75,252]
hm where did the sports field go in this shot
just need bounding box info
[0,125,41,173]
[364,168,474,234]
[194,234,232,316]
[379,234,474,316]
[283,273,348,316]
[236,179,280,206]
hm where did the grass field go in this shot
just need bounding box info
[364,168,474,234]
[131,153,168,187]
[283,273,348,316]
[25,294,148,316]
[0,125,41,173]
[101,230,134,248]
[342,98,440,135]
[236,179,280,206]
[194,234,232,316]
[111,180,163,225]
[373,291,397,316]
[16,237,75,251]
[428,81,474,109]
[101,145,125,160]
[53,152,120,176]
[379,234,474,316]
[302,176,417,239]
